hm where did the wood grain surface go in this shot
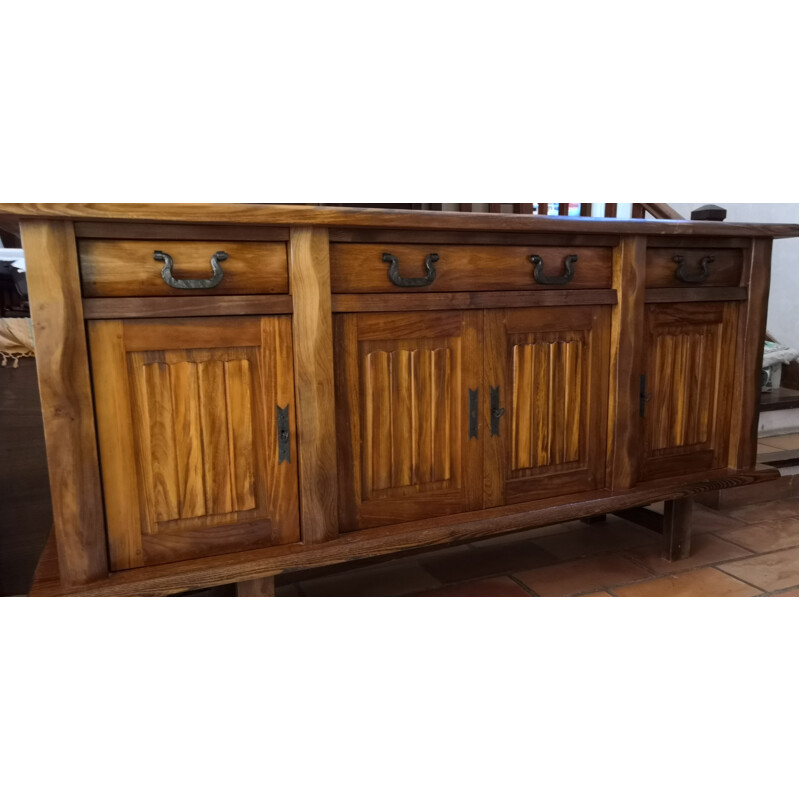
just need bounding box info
[20,220,109,587]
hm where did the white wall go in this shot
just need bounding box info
[668,203,799,349]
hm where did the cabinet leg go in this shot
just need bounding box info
[236,576,276,597]
[662,498,693,561]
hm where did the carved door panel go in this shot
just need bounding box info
[640,302,738,481]
[483,306,611,507]
[89,316,299,570]
[335,311,483,531]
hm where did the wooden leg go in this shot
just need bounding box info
[581,514,607,525]
[236,576,276,597]
[662,498,693,561]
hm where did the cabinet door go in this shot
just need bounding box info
[640,302,738,481]
[335,311,483,531]
[88,316,299,570]
[484,306,611,507]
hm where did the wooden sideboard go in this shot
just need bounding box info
[1,204,796,596]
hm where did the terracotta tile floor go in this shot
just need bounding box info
[275,491,799,597]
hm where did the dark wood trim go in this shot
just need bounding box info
[645,287,748,304]
[488,204,502,213]
[1,204,795,237]
[82,295,293,319]
[632,203,646,219]
[604,203,618,218]
[558,203,570,216]
[331,290,618,313]
[537,203,549,216]
[515,203,534,214]
[74,222,290,241]
[459,204,474,213]
[29,468,779,596]
[580,203,593,217]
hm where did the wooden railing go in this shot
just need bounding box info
[322,203,684,219]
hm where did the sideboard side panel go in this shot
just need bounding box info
[20,219,109,586]
[289,227,339,543]
[729,237,772,469]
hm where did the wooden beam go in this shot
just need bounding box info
[1,204,795,237]
[288,227,339,544]
[606,235,646,490]
[19,220,108,587]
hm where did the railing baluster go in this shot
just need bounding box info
[537,203,549,215]
[604,203,618,218]
[580,203,592,217]
[558,203,569,216]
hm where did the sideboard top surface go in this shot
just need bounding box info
[1,203,797,239]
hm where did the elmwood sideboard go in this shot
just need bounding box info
[2,203,797,596]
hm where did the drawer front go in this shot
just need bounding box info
[79,239,289,297]
[646,247,743,288]
[330,244,613,293]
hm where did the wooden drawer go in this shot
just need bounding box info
[646,245,743,288]
[330,244,613,293]
[79,239,288,297]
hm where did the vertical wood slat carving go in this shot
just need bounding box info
[362,347,452,496]
[510,338,584,470]
[640,302,738,481]
[129,355,258,525]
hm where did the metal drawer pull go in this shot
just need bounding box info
[530,254,577,285]
[154,249,228,290]
[490,385,505,437]
[673,254,713,284]
[383,252,438,288]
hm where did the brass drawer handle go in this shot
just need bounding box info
[531,254,577,285]
[383,252,438,288]
[154,249,228,290]
[673,254,713,284]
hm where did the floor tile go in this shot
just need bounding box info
[624,534,752,575]
[298,561,441,597]
[419,538,555,583]
[757,442,782,454]
[514,554,652,597]
[533,518,658,561]
[720,497,799,524]
[714,517,799,553]
[690,504,745,534]
[759,433,800,450]
[613,567,760,597]
[717,547,800,592]
[414,577,532,597]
